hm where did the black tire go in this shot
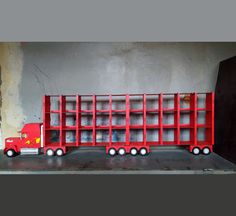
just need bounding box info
[6,149,16,157]
[192,147,200,155]
[139,148,148,156]
[118,148,126,156]
[202,147,211,155]
[46,148,54,156]
[130,148,138,156]
[56,148,64,157]
[108,148,116,156]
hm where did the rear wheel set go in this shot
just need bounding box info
[46,148,64,157]
[108,147,148,156]
[191,147,211,155]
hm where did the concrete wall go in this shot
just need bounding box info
[1,42,236,149]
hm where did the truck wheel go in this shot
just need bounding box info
[56,149,64,156]
[130,148,138,156]
[46,149,54,156]
[140,148,147,156]
[108,148,116,156]
[118,148,126,156]
[6,149,15,157]
[192,147,200,155]
[202,147,210,155]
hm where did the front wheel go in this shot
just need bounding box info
[6,149,16,157]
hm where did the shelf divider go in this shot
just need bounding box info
[125,94,130,146]
[109,95,112,146]
[159,93,163,145]
[175,93,180,145]
[143,94,147,146]
[76,95,81,146]
[92,95,96,146]
[60,96,66,147]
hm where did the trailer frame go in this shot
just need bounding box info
[43,92,214,156]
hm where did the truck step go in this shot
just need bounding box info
[20,148,39,155]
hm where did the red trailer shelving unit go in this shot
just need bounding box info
[42,92,214,156]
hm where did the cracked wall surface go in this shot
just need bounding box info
[0,42,236,149]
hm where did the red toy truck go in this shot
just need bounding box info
[4,92,214,157]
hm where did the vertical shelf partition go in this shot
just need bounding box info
[76,95,81,146]
[175,93,180,145]
[109,95,112,146]
[125,94,130,146]
[60,96,66,147]
[92,95,96,146]
[143,94,147,146]
[159,93,163,145]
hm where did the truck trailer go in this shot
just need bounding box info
[4,92,214,157]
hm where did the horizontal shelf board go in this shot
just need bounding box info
[46,124,206,130]
[46,108,212,114]
[44,141,212,147]
[163,125,177,128]
[112,125,126,129]
[64,142,77,146]
[45,126,60,130]
[81,110,93,113]
[129,142,146,146]
[180,124,193,128]
[146,125,159,129]
[80,126,93,130]
[196,141,213,145]
[65,110,76,113]
[130,125,143,129]
[163,108,176,112]
[180,141,192,145]
[112,110,126,113]
[96,110,110,113]
[108,142,126,145]
[197,124,212,128]
[146,141,160,145]
[50,110,60,113]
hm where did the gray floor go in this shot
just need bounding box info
[0,148,236,174]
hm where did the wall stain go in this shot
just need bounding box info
[0,43,25,149]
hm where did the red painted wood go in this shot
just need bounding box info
[41,92,214,154]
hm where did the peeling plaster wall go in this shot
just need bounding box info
[0,43,25,149]
[1,42,236,149]
[20,43,236,122]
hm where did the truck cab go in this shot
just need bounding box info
[4,123,43,157]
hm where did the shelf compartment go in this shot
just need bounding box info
[146,129,159,142]
[96,129,109,143]
[130,129,143,142]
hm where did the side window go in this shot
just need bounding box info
[21,133,28,139]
